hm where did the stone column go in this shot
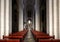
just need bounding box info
[32,10,35,30]
[48,0,53,36]
[53,0,58,39]
[0,0,11,39]
[59,0,60,39]
[9,0,12,34]
[35,0,40,31]
[46,0,49,34]
[0,0,5,39]
[4,0,10,36]
[0,0,1,38]
[4,0,6,35]
[57,0,59,39]
[19,0,23,31]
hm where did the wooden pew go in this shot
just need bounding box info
[9,30,28,38]
[3,36,23,39]
[31,30,54,37]
[39,39,60,42]
[36,35,54,39]
[3,30,28,42]
[36,36,54,42]
[39,39,51,42]
[52,39,60,42]
[0,39,20,42]
[31,30,49,37]
[3,36,23,42]
[6,39,20,42]
[0,39,6,42]
[31,30,54,42]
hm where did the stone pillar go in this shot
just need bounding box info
[4,0,10,36]
[46,0,49,34]
[0,0,1,38]
[0,0,5,39]
[59,0,60,39]
[4,0,6,35]
[9,0,12,34]
[57,0,59,39]
[35,0,40,31]
[48,0,53,36]
[32,10,35,30]
[0,0,11,39]
[19,0,23,31]
[53,0,58,39]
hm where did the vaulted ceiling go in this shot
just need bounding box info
[23,0,35,11]
[23,0,35,18]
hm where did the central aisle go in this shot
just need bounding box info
[24,28,35,42]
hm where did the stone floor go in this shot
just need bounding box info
[24,29,35,42]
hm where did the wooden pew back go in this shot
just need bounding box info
[39,39,60,42]
[39,39,51,42]
[0,39,20,42]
